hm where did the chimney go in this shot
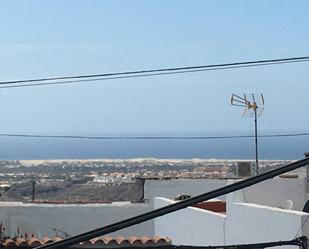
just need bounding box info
[236,161,251,177]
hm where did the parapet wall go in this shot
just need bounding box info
[154,197,225,246]
[154,196,309,247]
[227,177,307,211]
[0,202,152,238]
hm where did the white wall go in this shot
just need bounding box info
[228,178,307,211]
[226,202,309,245]
[154,197,226,246]
[145,179,227,237]
[0,179,228,239]
[154,196,309,247]
[0,202,153,238]
[145,179,227,204]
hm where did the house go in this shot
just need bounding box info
[154,174,309,247]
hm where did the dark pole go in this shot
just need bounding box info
[36,157,309,249]
[254,106,259,175]
[32,180,35,202]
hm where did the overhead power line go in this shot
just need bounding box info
[0,56,309,89]
[0,132,309,140]
[0,60,307,89]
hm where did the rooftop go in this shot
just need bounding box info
[1,236,172,248]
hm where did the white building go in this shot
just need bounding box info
[154,176,309,246]
[0,179,227,239]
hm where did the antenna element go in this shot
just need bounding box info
[231,94,265,175]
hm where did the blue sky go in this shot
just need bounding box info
[0,1,309,136]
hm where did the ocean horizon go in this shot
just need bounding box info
[0,135,307,160]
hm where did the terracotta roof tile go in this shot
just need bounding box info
[115,236,130,244]
[27,237,42,247]
[15,238,27,247]
[153,236,171,244]
[103,235,119,245]
[129,236,143,245]
[1,236,172,248]
[42,237,54,244]
[52,236,63,242]
[140,236,153,244]
[128,236,138,243]
[3,239,15,247]
[90,238,106,245]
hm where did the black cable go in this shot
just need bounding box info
[70,237,307,249]
[0,56,308,89]
[124,237,306,249]
[0,132,308,140]
[1,59,308,89]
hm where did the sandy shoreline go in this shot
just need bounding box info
[19,158,294,166]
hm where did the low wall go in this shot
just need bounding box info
[0,179,228,239]
[228,178,307,211]
[154,197,309,247]
[226,202,309,245]
[0,202,152,238]
[154,197,226,246]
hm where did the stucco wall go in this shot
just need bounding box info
[228,178,307,211]
[0,179,228,239]
[154,197,226,246]
[145,179,227,204]
[0,202,153,238]
[226,202,309,245]
[145,179,227,237]
[154,197,309,247]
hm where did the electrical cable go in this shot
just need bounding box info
[0,132,308,140]
[0,56,308,89]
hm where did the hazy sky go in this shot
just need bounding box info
[0,1,309,136]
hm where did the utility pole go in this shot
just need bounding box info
[253,102,259,175]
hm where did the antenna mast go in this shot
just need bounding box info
[231,94,265,175]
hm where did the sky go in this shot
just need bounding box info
[0,0,309,137]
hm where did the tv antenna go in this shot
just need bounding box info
[231,93,265,175]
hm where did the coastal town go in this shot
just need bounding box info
[0,158,295,203]
[0,158,293,183]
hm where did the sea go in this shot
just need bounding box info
[0,135,308,160]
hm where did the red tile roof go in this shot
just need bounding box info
[1,236,172,248]
[192,200,226,213]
